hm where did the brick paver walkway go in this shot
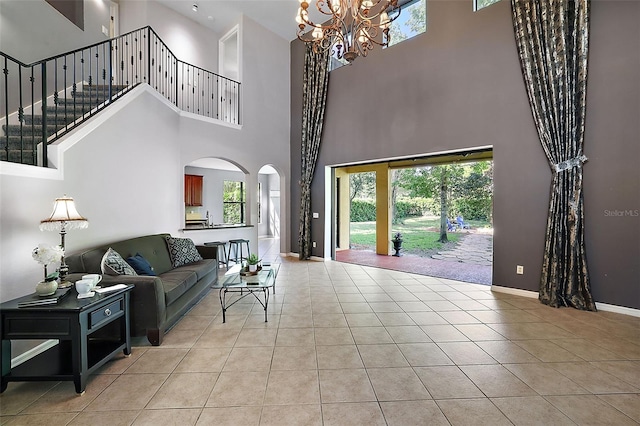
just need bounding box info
[431,232,493,266]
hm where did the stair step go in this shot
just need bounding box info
[0,135,39,150]
[56,97,106,106]
[25,114,81,125]
[73,91,110,99]
[3,124,60,137]
[0,149,37,165]
[45,104,94,114]
[82,84,129,92]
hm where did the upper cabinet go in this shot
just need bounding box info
[184,174,203,206]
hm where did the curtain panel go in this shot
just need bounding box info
[298,45,330,260]
[511,0,596,310]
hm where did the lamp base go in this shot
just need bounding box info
[58,279,72,289]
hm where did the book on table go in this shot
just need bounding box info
[17,288,71,308]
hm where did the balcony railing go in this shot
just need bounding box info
[1,26,241,167]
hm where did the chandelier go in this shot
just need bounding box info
[296,0,401,64]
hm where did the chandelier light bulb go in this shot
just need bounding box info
[295,0,400,63]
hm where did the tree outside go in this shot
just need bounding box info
[348,160,493,256]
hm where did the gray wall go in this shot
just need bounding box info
[290,1,639,309]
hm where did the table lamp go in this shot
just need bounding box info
[40,195,88,288]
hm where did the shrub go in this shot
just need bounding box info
[351,199,376,222]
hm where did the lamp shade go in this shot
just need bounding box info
[40,196,89,231]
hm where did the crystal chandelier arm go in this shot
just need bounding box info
[296,0,401,63]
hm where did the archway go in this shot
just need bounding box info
[258,164,282,264]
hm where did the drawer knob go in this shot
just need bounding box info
[104,308,111,316]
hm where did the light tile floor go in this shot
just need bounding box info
[1,255,639,425]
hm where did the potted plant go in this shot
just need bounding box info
[32,243,64,295]
[247,253,260,272]
[391,232,403,257]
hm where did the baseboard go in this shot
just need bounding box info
[491,286,538,298]
[286,252,325,262]
[491,286,640,317]
[11,340,58,368]
[596,302,640,318]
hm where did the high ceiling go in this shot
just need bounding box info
[154,0,300,41]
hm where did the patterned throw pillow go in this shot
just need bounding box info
[101,248,138,276]
[165,236,203,267]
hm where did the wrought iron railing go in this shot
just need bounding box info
[1,26,241,167]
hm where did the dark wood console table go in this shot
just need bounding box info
[0,285,133,394]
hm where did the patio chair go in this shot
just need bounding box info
[456,215,471,230]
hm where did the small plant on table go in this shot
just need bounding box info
[247,253,260,272]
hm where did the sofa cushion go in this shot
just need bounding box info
[165,236,203,267]
[159,269,198,306]
[126,253,156,276]
[176,258,217,281]
[101,248,138,276]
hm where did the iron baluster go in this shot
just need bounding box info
[30,67,35,165]
[40,63,47,167]
[3,57,8,162]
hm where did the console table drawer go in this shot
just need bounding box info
[90,299,123,330]
[4,316,70,338]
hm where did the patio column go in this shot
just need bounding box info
[374,164,391,256]
[335,169,351,250]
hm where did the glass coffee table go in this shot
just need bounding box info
[213,263,280,323]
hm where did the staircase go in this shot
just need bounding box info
[1,26,241,168]
[1,84,129,165]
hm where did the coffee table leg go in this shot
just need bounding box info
[219,288,226,323]
[263,288,269,322]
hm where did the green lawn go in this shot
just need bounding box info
[350,215,491,255]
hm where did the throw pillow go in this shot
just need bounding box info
[101,248,138,276]
[126,253,156,276]
[165,236,203,267]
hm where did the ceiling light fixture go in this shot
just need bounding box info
[296,0,401,64]
[192,3,198,12]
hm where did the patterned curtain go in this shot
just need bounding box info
[511,0,596,310]
[298,45,330,260]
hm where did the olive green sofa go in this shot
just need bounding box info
[66,233,218,346]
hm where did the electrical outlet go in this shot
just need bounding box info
[516,265,524,275]
[312,241,317,248]
[312,212,319,219]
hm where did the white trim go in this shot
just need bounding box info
[180,109,242,130]
[0,160,62,179]
[596,302,640,318]
[491,285,640,317]
[327,145,494,168]
[491,285,538,298]
[11,340,57,368]
[286,252,327,262]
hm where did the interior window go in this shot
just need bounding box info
[387,0,427,48]
[474,0,500,11]
[223,181,245,224]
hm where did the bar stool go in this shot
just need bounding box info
[203,241,228,270]
[228,238,250,266]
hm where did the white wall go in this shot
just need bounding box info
[179,15,291,253]
[0,0,111,63]
[119,0,219,72]
[0,88,182,301]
